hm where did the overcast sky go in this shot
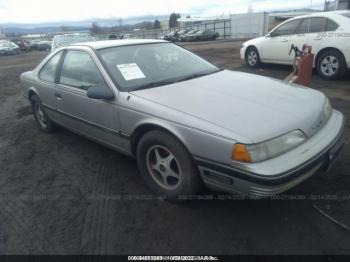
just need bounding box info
[0,0,325,24]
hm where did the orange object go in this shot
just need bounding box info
[232,144,251,163]
[285,44,314,87]
[295,51,314,87]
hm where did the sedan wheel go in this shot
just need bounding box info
[245,47,261,68]
[30,94,56,133]
[137,130,202,202]
[320,55,339,77]
[34,102,48,128]
[146,145,181,190]
[317,50,346,80]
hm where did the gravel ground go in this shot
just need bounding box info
[0,40,349,255]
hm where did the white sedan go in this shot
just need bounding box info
[241,11,350,80]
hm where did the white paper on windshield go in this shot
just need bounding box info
[117,63,146,81]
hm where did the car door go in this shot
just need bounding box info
[54,48,125,151]
[260,19,302,64]
[290,17,339,61]
[36,51,65,123]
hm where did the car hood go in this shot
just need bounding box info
[131,70,327,143]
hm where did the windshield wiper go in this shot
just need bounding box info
[132,80,177,91]
[131,69,223,91]
[176,69,223,83]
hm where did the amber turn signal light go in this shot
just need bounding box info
[232,144,251,163]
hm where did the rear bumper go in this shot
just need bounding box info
[195,114,345,198]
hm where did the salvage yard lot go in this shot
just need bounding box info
[0,40,349,254]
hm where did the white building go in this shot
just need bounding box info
[325,0,350,11]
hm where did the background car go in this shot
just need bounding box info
[37,40,52,51]
[163,30,179,41]
[169,29,190,42]
[12,39,31,52]
[51,33,95,51]
[0,41,20,55]
[241,10,350,80]
[185,29,219,42]
[178,29,200,41]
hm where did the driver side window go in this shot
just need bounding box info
[39,51,63,83]
[59,50,108,91]
[271,19,302,37]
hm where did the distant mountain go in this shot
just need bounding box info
[3,15,169,34]
[4,26,90,34]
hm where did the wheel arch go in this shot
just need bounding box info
[245,45,259,58]
[315,47,347,68]
[28,87,39,100]
[130,122,190,156]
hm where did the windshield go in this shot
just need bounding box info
[342,12,350,19]
[98,43,220,92]
[53,35,94,48]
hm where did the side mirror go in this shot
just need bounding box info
[87,86,115,100]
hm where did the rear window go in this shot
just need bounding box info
[342,13,350,19]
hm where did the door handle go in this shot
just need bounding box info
[281,39,289,42]
[54,93,62,100]
[313,37,322,40]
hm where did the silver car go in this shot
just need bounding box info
[21,39,345,201]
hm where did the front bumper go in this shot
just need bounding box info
[196,112,345,198]
[240,46,246,60]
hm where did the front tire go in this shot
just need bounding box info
[137,130,202,202]
[245,47,261,68]
[30,95,56,133]
[316,50,347,80]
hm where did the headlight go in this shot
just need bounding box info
[323,97,333,121]
[232,130,306,163]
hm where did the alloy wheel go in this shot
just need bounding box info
[320,55,339,77]
[146,145,182,190]
[34,103,48,128]
[248,50,258,66]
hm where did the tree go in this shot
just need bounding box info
[118,18,123,27]
[90,22,103,34]
[154,19,161,29]
[169,13,181,28]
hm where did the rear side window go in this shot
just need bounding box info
[326,19,339,31]
[38,51,63,82]
[272,19,301,36]
[341,13,350,19]
[297,18,339,34]
[59,50,108,90]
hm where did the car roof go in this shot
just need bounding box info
[288,10,350,20]
[73,39,168,50]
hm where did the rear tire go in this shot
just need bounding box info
[137,130,202,202]
[245,47,261,68]
[316,50,347,80]
[30,95,56,133]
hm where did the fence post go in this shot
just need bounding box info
[224,21,226,39]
